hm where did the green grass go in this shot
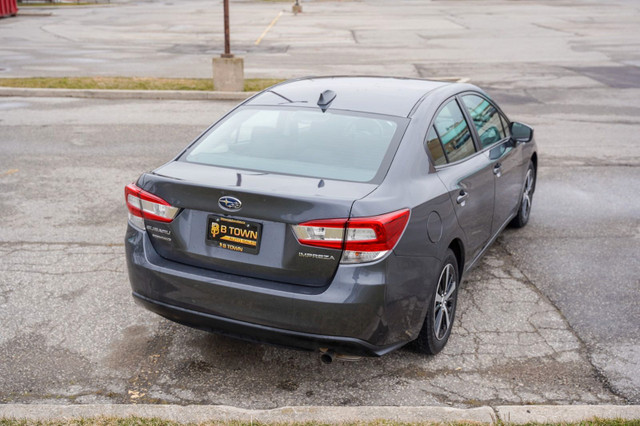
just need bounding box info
[0,77,284,92]
[1,417,640,426]
[244,78,284,92]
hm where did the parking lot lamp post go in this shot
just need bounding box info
[213,0,244,91]
[222,0,232,58]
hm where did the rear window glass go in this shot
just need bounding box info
[182,107,405,183]
[426,126,447,166]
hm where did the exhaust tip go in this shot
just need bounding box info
[320,350,335,364]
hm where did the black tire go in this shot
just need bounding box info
[414,249,459,355]
[510,160,536,228]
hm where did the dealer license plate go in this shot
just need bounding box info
[207,215,262,255]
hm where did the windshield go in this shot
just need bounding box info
[181,106,407,183]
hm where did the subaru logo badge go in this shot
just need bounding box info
[218,196,242,212]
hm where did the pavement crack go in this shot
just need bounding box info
[39,24,77,42]
[349,29,359,44]
[0,241,124,248]
[2,268,120,276]
[532,22,582,37]
[496,238,630,403]
[124,320,176,404]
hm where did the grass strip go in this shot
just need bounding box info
[0,77,284,92]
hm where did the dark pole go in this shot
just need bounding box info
[222,0,233,58]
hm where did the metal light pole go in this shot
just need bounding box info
[222,0,233,58]
[212,0,244,92]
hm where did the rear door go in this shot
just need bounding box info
[427,98,495,262]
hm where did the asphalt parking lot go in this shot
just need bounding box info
[0,96,626,406]
[1,0,639,408]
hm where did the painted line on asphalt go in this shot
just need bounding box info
[255,10,284,45]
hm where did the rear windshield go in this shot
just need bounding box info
[181,106,407,183]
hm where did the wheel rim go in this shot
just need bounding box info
[521,168,534,221]
[433,263,456,341]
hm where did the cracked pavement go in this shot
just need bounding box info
[1,0,640,408]
[0,239,620,407]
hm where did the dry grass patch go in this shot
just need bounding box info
[0,77,284,92]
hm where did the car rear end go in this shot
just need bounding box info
[124,83,435,356]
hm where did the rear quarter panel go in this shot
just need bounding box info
[350,94,468,340]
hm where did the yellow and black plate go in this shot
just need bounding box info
[206,215,262,255]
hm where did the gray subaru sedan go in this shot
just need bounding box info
[125,76,537,361]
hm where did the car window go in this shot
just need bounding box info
[426,126,447,166]
[433,100,476,163]
[182,107,405,183]
[461,94,506,149]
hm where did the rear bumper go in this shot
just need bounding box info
[126,225,436,356]
[132,292,404,356]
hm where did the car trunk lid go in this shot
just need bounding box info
[136,161,377,287]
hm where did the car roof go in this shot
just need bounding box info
[245,76,452,117]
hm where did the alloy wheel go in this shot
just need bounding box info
[433,263,456,340]
[521,168,534,222]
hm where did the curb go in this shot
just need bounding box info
[0,87,255,101]
[0,404,639,424]
[495,405,640,423]
[15,11,54,16]
[0,404,495,423]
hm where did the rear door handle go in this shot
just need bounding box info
[456,190,468,205]
[493,162,502,177]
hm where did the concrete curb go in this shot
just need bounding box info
[0,404,639,423]
[495,405,640,423]
[0,87,255,101]
[0,404,495,423]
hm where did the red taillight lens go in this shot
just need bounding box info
[125,183,179,225]
[293,209,410,263]
[344,209,410,252]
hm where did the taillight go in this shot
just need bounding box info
[292,218,346,250]
[125,183,179,229]
[293,209,410,264]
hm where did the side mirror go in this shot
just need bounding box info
[510,122,534,143]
